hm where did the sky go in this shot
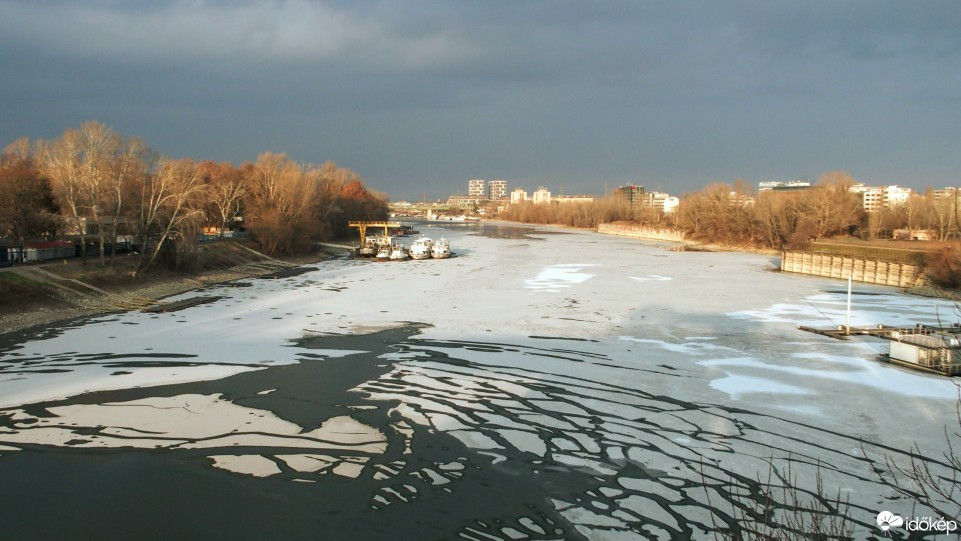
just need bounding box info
[1,0,960,201]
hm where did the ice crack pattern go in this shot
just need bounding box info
[0,323,956,539]
[357,334,949,539]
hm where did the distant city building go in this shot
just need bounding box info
[644,192,679,214]
[488,179,508,200]
[510,188,529,204]
[532,187,552,204]
[884,185,912,207]
[663,196,680,214]
[555,195,594,204]
[933,187,961,200]
[468,179,486,198]
[614,185,645,208]
[849,184,912,211]
[849,184,884,211]
[758,180,812,192]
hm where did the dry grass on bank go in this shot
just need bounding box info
[0,271,69,310]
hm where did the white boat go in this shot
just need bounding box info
[359,238,379,257]
[431,238,451,259]
[410,237,433,260]
[375,246,391,259]
[389,245,409,260]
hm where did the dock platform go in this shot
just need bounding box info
[799,323,961,376]
[798,323,960,341]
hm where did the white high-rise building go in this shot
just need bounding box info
[510,188,529,204]
[532,187,551,204]
[488,179,508,200]
[849,184,912,211]
[646,192,680,214]
[758,180,812,191]
[884,185,912,207]
[468,179,486,198]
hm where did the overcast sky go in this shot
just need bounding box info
[2,1,960,200]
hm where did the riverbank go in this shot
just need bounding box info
[0,242,329,336]
[486,217,777,255]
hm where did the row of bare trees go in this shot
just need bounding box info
[0,121,387,272]
[240,153,387,255]
[677,172,961,249]
[677,174,864,248]
[499,171,961,251]
[497,197,636,228]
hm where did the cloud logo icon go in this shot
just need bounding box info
[877,511,904,531]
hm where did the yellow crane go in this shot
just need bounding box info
[348,221,401,246]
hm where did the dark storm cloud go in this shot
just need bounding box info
[2,0,960,199]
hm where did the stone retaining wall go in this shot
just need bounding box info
[597,223,686,242]
[781,251,928,287]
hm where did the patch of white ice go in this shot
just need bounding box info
[496,429,547,456]
[524,264,597,291]
[630,275,672,282]
[707,374,814,398]
[701,356,960,400]
[209,455,281,477]
[620,336,740,355]
[0,394,387,453]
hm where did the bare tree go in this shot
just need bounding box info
[74,122,114,265]
[199,161,246,239]
[0,146,57,258]
[137,158,207,272]
[244,153,319,255]
[755,191,799,248]
[105,135,153,262]
[39,129,89,264]
[927,189,956,241]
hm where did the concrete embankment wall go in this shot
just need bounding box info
[781,251,928,287]
[597,224,686,242]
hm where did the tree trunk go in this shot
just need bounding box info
[109,221,119,263]
[98,231,106,265]
[73,215,87,265]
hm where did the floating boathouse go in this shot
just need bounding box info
[887,330,961,376]
[799,323,961,376]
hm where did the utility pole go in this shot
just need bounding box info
[846,274,852,335]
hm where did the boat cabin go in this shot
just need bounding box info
[887,332,961,375]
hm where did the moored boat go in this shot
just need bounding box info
[431,238,451,259]
[359,238,379,257]
[410,237,433,260]
[389,245,410,260]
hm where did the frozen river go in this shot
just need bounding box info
[1,221,958,539]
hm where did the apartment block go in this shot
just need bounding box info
[510,188,529,204]
[849,184,912,211]
[614,185,645,208]
[488,179,508,200]
[532,187,551,204]
[468,179,486,198]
